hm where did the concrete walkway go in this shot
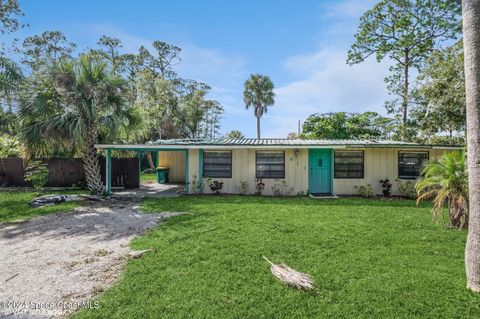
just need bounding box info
[113,183,185,199]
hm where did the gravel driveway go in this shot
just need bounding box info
[0,197,178,319]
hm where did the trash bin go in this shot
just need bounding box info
[156,167,169,184]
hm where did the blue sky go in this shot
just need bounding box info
[7,0,391,137]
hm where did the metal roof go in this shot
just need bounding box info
[95,138,463,150]
[150,138,423,146]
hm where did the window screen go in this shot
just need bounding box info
[334,151,364,178]
[256,151,285,179]
[203,151,232,178]
[398,152,428,179]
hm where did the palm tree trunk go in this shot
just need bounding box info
[83,126,104,195]
[257,116,261,139]
[463,0,480,293]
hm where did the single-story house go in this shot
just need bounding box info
[95,138,462,196]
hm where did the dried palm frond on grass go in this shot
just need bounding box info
[262,256,315,291]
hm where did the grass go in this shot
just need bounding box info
[0,190,85,223]
[140,172,157,184]
[74,196,480,318]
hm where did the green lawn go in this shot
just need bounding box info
[0,191,84,223]
[75,196,480,318]
[140,172,157,184]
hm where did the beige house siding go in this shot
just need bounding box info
[185,149,308,195]
[159,147,456,196]
[157,151,186,183]
[333,148,451,196]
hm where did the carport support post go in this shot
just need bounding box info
[105,148,112,196]
[199,149,203,193]
[185,149,189,194]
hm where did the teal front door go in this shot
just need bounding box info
[308,149,332,194]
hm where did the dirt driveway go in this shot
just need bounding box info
[0,195,179,319]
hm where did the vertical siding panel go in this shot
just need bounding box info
[157,151,186,183]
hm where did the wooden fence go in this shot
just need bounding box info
[0,157,139,188]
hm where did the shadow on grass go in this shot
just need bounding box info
[141,195,428,213]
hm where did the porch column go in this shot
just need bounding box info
[198,149,203,191]
[105,148,112,195]
[185,149,189,194]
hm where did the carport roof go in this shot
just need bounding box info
[95,138,462,150]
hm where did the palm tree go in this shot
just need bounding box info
[243,74,275,138]
[19,54,140,194]
[462,0,480,293]
[416,150,468,229]
[227,130,244,138]
[0,56,23,110]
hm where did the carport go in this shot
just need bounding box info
[95,144,191,195]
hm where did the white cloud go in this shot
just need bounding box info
[264,49,391,137]
[262,0,392,137]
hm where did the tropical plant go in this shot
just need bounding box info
[0,0,24,35]
[416,150,468,229]
[0,134,21,157]
[379,179,392,197]
[243,74,275,139]
[227,130,244,139]
[301,112,394,139]
[208,180,224,195]
[395,178,417,199]
[19,54,140,194]
[412,42,466,143]
[254,179,265,195]
[461,0,480,292]
[0,56,23,109]
[20,30,76,71]
[24,160,49,192]
[354,184,376,199]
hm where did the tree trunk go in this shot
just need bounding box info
[402,51,409,140]
[146,152,156,170]
[463,0,480,293]
[82,126,105,195]
[257,116,261,139]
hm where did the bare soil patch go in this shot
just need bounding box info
[0,198,178,318]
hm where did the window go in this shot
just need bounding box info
[256,151,285,179]
[203,151,232,178]
[398,152,428,179]
[334,151,364,178]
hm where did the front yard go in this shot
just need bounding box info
[74,196,480,318]
[0,191,84,223]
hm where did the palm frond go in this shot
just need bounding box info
[416,150,468,228]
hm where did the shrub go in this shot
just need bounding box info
[255,179,265,195]
[379,178,392,197]
[354,184,375,199]
[396,178,417,199]
[24,160,49,192]
[208,180,224,195]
